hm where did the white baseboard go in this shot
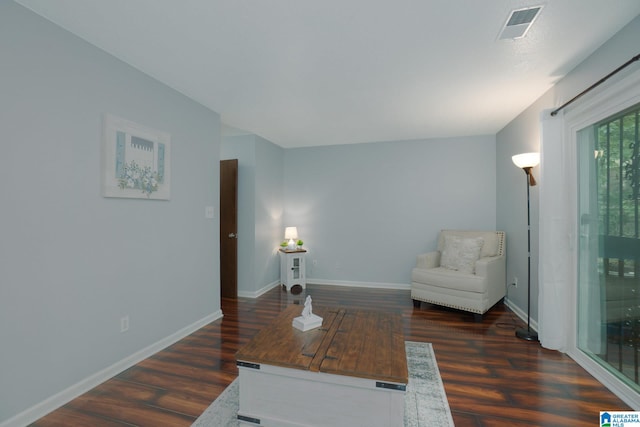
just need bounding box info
[307,278,411,291]
[237,280,281,298]
[1,310,223,427]
[568,348,640,409]
[236,279,410,300]
[504,297,538,332]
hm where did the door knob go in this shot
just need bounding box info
[228,233,238,238]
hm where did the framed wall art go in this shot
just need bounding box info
[102,113,171,200]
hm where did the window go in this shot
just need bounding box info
[578,102,640,391]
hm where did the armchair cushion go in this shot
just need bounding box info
[437,230,501,258]
[412,267,485,293]
[440,235,484,274]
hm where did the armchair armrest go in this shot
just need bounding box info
[416,251,440,269]
[475,255,506,280]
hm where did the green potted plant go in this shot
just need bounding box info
[296,239,304,249]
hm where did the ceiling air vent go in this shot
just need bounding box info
[498,5,543,40]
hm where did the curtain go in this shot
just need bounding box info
[538,109,572,352]
[576,127,605,354]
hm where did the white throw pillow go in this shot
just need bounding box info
[440,236,484,274]
[440,236,461,271]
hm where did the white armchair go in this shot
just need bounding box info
[411,230,506,320]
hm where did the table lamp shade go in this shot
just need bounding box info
[284,227,298,240]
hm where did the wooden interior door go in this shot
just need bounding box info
[220,159,238,299]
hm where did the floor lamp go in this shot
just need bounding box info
[512,152,540,342]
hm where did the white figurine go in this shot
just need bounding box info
[301,295,313,319]
[292,295,323,331]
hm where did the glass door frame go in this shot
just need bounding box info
[563,69,640,409]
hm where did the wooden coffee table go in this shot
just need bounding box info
[235,305,408,426]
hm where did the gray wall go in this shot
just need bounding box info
[0,2,220,423]
[221,135,284,296]
[496,15,640,323]
[284,136,497,286]
[226,134,497,291]
[254,136,285,292]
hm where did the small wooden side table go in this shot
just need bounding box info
[279,248,306,291]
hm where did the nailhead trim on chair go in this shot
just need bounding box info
[412,297,484,314]
[496,231,505,256]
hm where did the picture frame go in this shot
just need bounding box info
[102,113,171,200]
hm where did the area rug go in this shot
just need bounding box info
[192,341,454,427]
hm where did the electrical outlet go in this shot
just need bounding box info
[120,315,129,333]
[513,277,518,288]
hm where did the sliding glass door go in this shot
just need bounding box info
[577,103,640,392]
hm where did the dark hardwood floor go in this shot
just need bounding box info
[31,284,630,426]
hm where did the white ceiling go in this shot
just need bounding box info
[14,0,640,148]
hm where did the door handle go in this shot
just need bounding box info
[228,233,238,239]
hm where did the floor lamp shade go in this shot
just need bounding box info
[513,152,539,342]
[512,152,540,169]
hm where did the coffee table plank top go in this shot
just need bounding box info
[236,304,408,385]
[320,309,407,384]
[235,305,339,371]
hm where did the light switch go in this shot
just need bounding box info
[205,206,215,219]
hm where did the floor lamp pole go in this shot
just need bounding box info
[516,167,539,341]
